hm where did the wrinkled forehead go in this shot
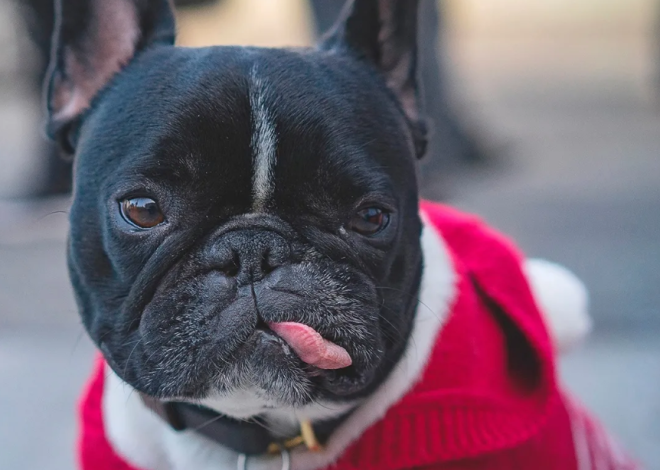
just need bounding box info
[82,46,415,213]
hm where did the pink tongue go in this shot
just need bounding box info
[268,322,352,370]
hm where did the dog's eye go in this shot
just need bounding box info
[348,208,390,236]
[119,198,165,228]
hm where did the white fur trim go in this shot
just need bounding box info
[103,217,456,470]
[524,259,592,354]
[103,373,171,470]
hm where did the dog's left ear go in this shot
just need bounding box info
[321,0,426,158]
[45,0,176,152]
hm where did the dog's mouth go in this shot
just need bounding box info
[237,320,374,401]
[259,320,359,366]
[107,255,385,403]
[267,321,353,370]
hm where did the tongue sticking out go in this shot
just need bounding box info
[268,322,352,370]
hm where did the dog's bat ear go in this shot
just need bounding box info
[45,0,175,152]
[320,0,426,158]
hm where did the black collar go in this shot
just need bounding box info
[140,394,351,456]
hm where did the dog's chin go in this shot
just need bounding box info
[205,328,380,408]
[104,261,387,405]
[107,327,382,409]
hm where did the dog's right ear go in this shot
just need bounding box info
[46,0,175,152]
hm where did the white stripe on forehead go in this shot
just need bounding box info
[249,67,277,212]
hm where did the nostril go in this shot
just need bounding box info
[261,249,275,275]
[228,251,240,276]
[218,250,240,277]
[214,231,290,280]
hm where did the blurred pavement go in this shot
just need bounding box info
[1,1,659,469]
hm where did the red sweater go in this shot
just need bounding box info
[78,201,639,470]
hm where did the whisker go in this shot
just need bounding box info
[374,285,441,322]
[122,337,144,379]
[29,210,70,226]
[69,324,87,358]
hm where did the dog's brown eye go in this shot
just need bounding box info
[348,208,390,236]
[120,198,164,228]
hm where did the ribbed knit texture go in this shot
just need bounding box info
[77,201,640,470]
[78,354,141,470]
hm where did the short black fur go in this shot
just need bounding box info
[49,0,426,406]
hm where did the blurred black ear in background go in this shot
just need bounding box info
[17,0,70,196]
[656,4,660,104]
[16,0,487,198]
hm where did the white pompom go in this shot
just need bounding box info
[524,259,592,354]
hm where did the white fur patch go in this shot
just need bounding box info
[249,68,277,212]
[524,259,592,353]
[103,217,456,470]
[199,388,357,438]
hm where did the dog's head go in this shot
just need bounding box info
[47,0,426,408]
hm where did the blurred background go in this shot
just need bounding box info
[0,0,659,469]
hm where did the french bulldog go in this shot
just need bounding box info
[45,0,637,469]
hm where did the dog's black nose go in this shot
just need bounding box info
[213,230,291,283]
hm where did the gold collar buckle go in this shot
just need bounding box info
[267,419,323,454]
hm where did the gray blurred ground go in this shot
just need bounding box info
[1,5,660,470]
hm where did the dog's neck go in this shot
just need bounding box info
[102,219,456,470]
[198,388,358,439]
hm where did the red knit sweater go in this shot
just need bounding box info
[78,201,640,470]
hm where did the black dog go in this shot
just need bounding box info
[46,1,634,470]
[49,0,423,402]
